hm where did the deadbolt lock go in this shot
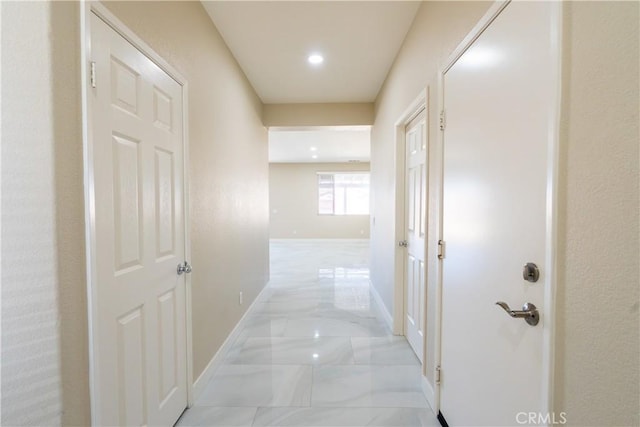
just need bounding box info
[522,262,540,283]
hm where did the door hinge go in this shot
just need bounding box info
[437,240,446,259]
[90,61,96,88]
[439,110,446,131]
[436,365,442,385]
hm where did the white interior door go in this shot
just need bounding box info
[404,110,427,363]
[440,2,557,425]
[90,12,188,426]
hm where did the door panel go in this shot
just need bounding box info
[111,57,140,115]
[117,307,147,426]
[155,148,176,258]
[404,110,427,363]
[158,289,178,401]
[440,2,555,425]
[91,12,187,426]
[112,134,143,270]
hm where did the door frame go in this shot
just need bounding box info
[434,0,562,416]
[393,89,427,342]
[80,2,194,424]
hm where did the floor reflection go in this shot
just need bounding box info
[318,266,371,311]
[177,239,437,427]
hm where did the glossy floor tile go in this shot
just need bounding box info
[312,365,427,408]
[226,336,355,365]
[176,407,258,427]
[236,315,288,338]
[197,364,312,407]
[282,314,389,337]
[351,337,420,365]
[177,239,438,427]
[252,407,440,427]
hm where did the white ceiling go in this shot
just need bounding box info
[269,128,370,163]
[202,1,421,104]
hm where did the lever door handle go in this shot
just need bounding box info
[495,301,539,326]
[399,240,408,247]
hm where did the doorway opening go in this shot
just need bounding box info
[267,126,372,241]
[392,88,433,408]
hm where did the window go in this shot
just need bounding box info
[318,172,370,215]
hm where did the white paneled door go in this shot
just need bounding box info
[404,110,427,363]
[89,12,188,426]
[440,1,558,425]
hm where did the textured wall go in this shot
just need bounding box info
[51,3,91,426]
[102,0,270,385]
[269,163,370,238]
[370,0,491,387]
[554,2,639,425]
[2,3,89,425]
[2,2,65,425]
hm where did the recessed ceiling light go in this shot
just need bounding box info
[310,147,317,151]
[308,54,324,65]
[312,154,318,159]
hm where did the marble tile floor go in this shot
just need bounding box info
[177,239,439,427]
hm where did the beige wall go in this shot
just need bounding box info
[370,0,492,388]
[103,0,270,397]
[263,103,374,127]
[2,1,270,425]
[554,2,639,425]
[371,0,639,425]
[269,163,370,239]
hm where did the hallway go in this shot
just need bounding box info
[177,240,438,426]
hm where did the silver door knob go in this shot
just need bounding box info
[495,301,539,326]
[177,261,192,275]
[398,240,408,247]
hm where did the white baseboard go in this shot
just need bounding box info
[191,282,270,402]
[369,279,394,332]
